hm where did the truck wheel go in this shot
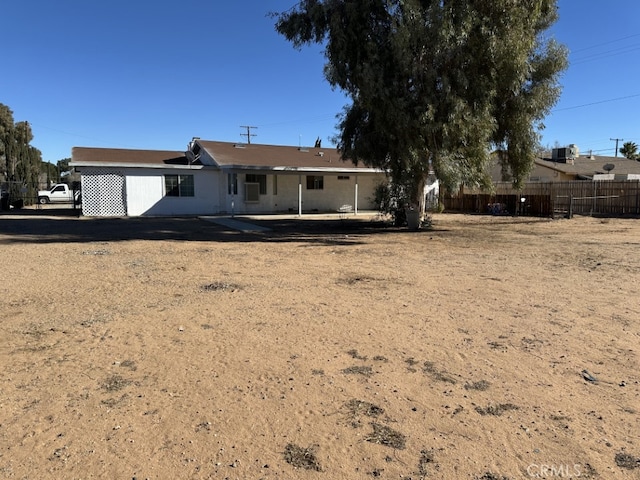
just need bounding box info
[38,196,49,204]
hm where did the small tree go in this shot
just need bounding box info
[619,141,639,160]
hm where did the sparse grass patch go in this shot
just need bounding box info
[200,281,240,292]
[345,399,385,419]
[475,473,510,480]
[488,341,508,351]
[365,423,406,450]
[405,357,419,372]
[464,380,491,391]
[82,249,110,256]
[195,421,211,432]
[615,452,639,469]
[339,274,376,285]
[101,375,131,392]
[120,360,137,371]
[416,449,438,476]
[423,361,457,384]
[100,394,128,407]
[344,398,385,428]
[342,365,374,377]
[79,314,110,327]
[283,443,322,471]
[474,403,519,416]
[347,349,367,360]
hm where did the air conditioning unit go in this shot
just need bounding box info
[552,144,579,163]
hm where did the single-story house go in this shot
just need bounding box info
[490,145,640,183]
[529,155,640,182]
[70,139,387,217]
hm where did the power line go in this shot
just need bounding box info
[571,44,640,66]
[256,113,337,128]
[552,93,640,112]
[570,32,640,54]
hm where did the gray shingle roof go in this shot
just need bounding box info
[535,155,640,177]
[71,140,382,174]
[71,147,190,166]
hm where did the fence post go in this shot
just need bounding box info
[568,195,573,219]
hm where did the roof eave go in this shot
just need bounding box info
[219,164,384,174]
[70,161,212,170]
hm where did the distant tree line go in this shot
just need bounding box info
[1,102,70,208]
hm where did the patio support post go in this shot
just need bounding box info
[298,175,302,216]
[354,175,359,215]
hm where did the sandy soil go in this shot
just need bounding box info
[0,212,639,479]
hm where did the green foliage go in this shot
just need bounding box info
[274,0,568,202]
[41,162,57,185]
[0,103,43,206]
[619,141,639,161]
[57,157,71,176]
[372,181,409,225]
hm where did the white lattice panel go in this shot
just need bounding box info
[81,169,127,217]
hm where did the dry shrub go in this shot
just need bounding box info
[365,423,406,450]
[283,443,322,471]
[615,452,639,469]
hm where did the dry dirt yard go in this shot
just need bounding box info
[0,212,639,479]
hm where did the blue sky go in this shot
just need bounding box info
[2,0,639,163]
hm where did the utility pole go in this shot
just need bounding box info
[240,126,257,144]
[610,137,623,157]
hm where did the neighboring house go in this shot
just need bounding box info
[491,145,640,183]
[447,145,640,216]
[70,139,386,217]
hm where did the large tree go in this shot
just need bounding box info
[274,0,567,214]
[0,103,43,205]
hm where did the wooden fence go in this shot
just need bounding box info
[442,180,640,217]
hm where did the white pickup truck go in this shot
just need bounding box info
[37,184,81,204]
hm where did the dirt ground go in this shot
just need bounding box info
[0,211,639,479]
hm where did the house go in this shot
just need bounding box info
[491,145,640,183]
[445,145,640,216]
[70,139,386,217]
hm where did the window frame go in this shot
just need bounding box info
[164,174,195,197]
[228,173,238,195]
[306,175,324,190]
[245,173,267,195]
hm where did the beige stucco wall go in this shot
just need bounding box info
[220,172,385,214]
